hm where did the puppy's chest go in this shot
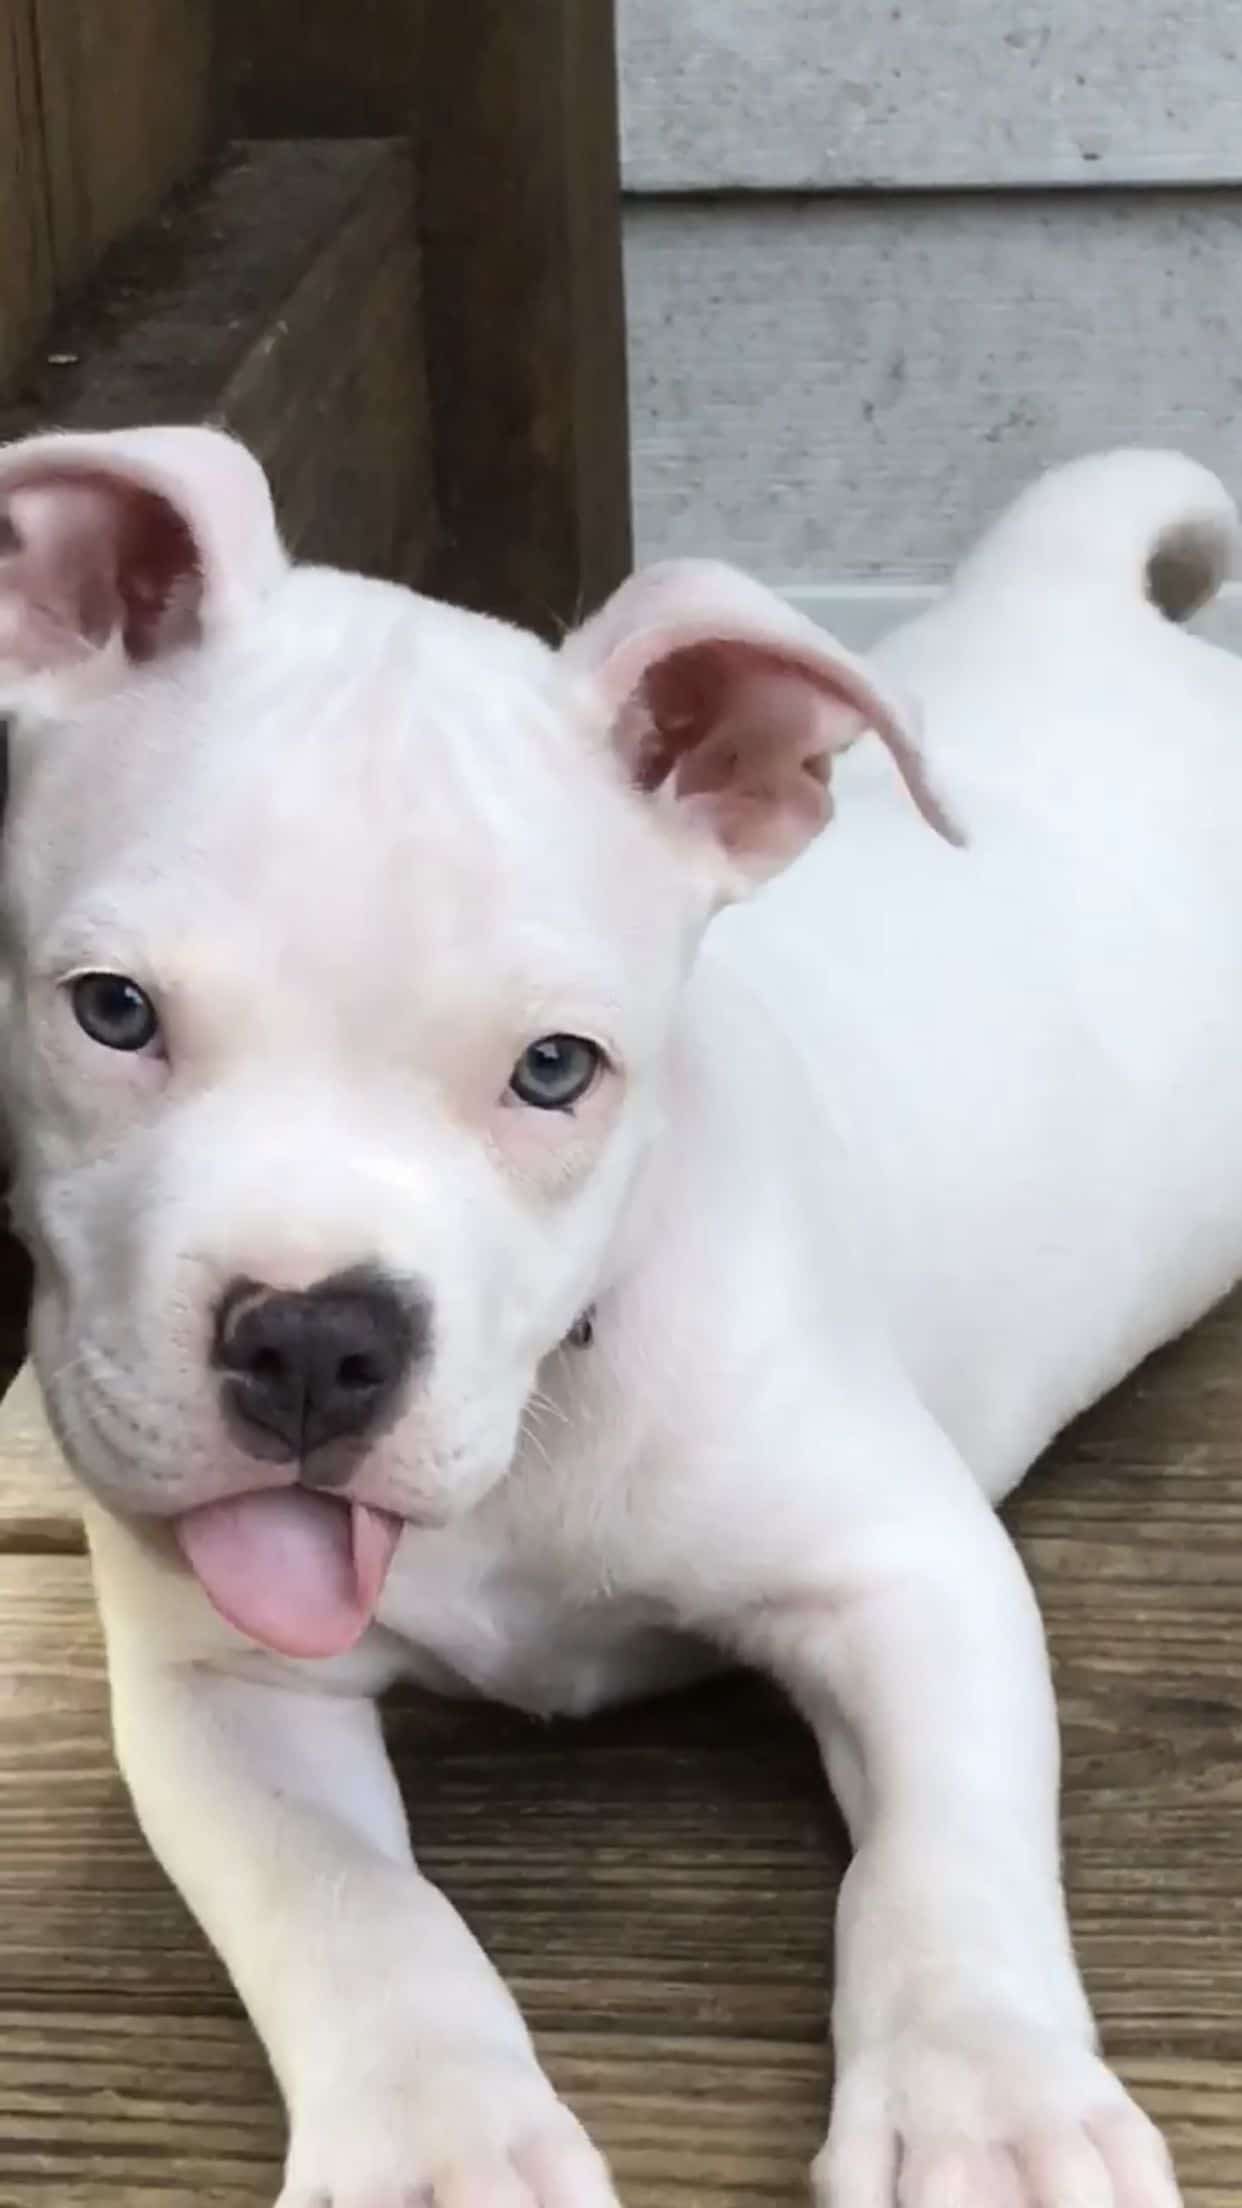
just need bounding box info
[377,1523,708,1718]
[376,1353,716,1717]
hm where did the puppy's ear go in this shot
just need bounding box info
[0,426,287,712]
[562,559,961,885]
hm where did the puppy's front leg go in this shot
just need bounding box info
[727,1413,1179,2208]
[93,1542,616,2208]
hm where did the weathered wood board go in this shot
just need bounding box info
[220,0,632,636]
[0,139,436,588]
[0,1,53,397]
[0,0,215,398]
[31,0,216,293]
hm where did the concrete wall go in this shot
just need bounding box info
[618,2,1242,644]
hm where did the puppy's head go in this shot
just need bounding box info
[0,427,950,1656]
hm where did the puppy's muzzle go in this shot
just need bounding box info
[212,1267,427,1471]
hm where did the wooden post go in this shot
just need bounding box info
[417,0,632,633]
[220,0,633,635]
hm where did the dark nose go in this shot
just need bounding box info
[213,1268,425,1459]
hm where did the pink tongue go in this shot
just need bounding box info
[175,1490,403,1658]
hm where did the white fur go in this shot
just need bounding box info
[2,429,1229,2208]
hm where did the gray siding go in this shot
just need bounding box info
[619,0,1242,191]
[626,194,1242,584]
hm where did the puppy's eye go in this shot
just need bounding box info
[509,1034,602,1111]
[70,973,159,1053]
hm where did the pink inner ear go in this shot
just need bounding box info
[567,556,963,856]
[629,644,732,791]
[2,470,204,673]
[620,639,856,875]
[107,483,203,660]
[629,639,859,793]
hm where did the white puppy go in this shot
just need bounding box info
[0,425,1231,2208]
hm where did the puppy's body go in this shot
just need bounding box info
[354,467,1242,1723]
[746,546,1242,1495]
[2,432,1232,2208]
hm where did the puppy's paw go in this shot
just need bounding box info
[814,2016,1180,2208]
[277,2053,619,2208]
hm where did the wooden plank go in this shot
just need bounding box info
[0,2010,281,2204]
[0,0,215,400]
[619,0,1242,192]
[0,138,436,586]
[31,0,216,296]
[0,1367,80,1553]
[1,1498,1242,2197]
[0,0,53,396]
[0,2008,836,2206]
[0,2050,1235,2208]
[626,192,1242,587]
[6,2018,1235,2208]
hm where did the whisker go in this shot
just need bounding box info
[518,1411,553,1473]
[526,1386,571,1430]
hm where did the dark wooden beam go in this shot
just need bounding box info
[417,0,632,632]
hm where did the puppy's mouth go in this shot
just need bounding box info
[175,1488,403,1658]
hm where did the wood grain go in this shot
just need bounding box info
[220,0,631,636]
[4,1285,1242,2197]
[0,1367,79,1554]
[417,0,632,633]
[0,0,215,399]
[626,192,1242,586]
[0,0,53,396]
[0,138,436,586]
[618,0,1242,192]
[30,0,216,296]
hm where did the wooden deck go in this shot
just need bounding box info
[3,1305,1242,2206]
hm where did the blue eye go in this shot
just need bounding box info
[509,1034,602,1110]
[71,973,159,1053]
